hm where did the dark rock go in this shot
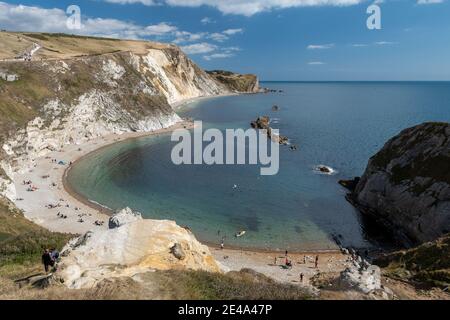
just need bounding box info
[170,243,186,260]
[350,122,450,246]
[339,177,360,191]
[250,116,270,130]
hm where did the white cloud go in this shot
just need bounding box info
[417,0,444,4]
[351,43,368,47]
[173,30,207,43]
[181,42,218,54]
[104,0,157,5]
[308,61,325,65]
[203,53,234,60]
[206,29,244,42]
[307,43,334,50]
[208,32,229,42]
[0,2,178,39]
[374,41,396,45]
[222,28,244,35]
[101,0,363,16]
[201,17,215,24]
[222,46,241,52]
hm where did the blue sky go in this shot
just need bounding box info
[1,0,449,80]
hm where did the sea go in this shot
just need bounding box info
[67,82,450,251]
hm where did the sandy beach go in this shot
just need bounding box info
[10,98,351,286]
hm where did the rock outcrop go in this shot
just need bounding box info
[108,207,142,229]
[207,70,259,93]
[250,116,289,145]
[56,208,221,289]
[349,122,450,246]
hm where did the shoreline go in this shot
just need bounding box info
[11,93,350,284]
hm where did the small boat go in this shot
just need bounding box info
[235,230,246,238]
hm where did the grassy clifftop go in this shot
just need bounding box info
[375,234,450,288]
[0,31,169,60]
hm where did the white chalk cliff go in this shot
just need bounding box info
[0,44,259,200]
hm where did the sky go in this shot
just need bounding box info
[0,0,449,80]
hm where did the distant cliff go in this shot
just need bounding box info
[0,32,259,201]
[348,122,450,246]
[207,70,259,93]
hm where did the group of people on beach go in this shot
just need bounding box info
[23,180,39,192]
[41,248,60,273]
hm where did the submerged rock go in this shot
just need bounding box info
[349,122,450,246]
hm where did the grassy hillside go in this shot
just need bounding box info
[0,198,73,279]
[375,234,450,288]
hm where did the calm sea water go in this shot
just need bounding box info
[67,82,450,251]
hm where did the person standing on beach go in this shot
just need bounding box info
[300,273,304,283]
[220,237,225,250]
[274,257,277,265]
[315,255,319,268]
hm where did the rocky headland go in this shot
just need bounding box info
[344,122,450,247]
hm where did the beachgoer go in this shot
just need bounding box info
[300,273,304,283]
[315,255,319,268]
[274,257,277,265]
[220,239,224,250]
[303,255,307,264]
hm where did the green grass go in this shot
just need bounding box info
[24,33,121,42]
[376,233,450,288]
[0,198,73,279]
[146,269,312,300]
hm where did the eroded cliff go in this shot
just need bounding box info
[0,32,259,201]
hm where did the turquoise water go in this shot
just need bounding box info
[67,82,450,251]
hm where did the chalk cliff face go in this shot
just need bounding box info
[57,208,221,289]
[351,122,450,246]
[0,38,259,200]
